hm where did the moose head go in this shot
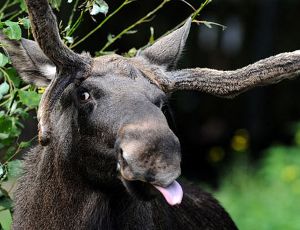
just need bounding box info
[1,0,300,207]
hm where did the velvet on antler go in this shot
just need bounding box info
[25,0,90,70]
[164,51,300,97]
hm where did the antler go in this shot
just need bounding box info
[25,0,91,71]
[23,0,93,146]
[164,50,300,98]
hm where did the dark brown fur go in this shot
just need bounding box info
[13,145,237,230]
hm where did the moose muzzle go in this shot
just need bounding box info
[116,119,183,205]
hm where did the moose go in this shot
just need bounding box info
[1,0,300,229]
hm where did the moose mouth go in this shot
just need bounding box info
[119,171,183,206]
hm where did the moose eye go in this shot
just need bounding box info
[79,92,90,101]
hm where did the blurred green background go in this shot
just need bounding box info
[214,128,300,229]
[1,0,300,229]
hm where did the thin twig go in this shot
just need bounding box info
[67,0,80,27]
[4,135,38,164]
[99,0,172,53]
[66,11,84,37]
[0,85,31,107]
[179,0,196,11]
[0,0,10,14]
[70,0,134,49]
[139,0,212,51]
[191,0,212,20]
[194,20,226,30]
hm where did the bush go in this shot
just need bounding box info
[216,145,300,230]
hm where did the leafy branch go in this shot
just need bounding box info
[70,0,134,48]
[98,0,172,54]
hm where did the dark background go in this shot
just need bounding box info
[20,0,300,186]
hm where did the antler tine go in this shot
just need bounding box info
[164,50,300,98]
[25,0,90,70]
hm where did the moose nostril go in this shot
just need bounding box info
[118,148,129,168]
[119,147,123,156]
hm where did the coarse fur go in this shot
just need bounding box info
[14,145,237,230]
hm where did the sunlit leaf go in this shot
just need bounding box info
[18,90,41,108]
[19,141,31,149]
[0,209,12,230]
[64,36,74,44]
[90,0,109,16]
[3,21,22,40]
[107,34,114,43]
[126,48,137,57]
[18,0,27,11]
[149,27,155,45]
[19,18,30,30]
[125,30,137,35]
[49,0,62,10]
[7,160,23,179]
[0,53,9,67]
[0,133,10,140]
[0,82,9,100]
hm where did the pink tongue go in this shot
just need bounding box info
[154,181,183,206]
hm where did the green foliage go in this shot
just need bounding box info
[215,144,300,230]
[2,21,22,40]
[0,0,39,227]
[0,160,22,229]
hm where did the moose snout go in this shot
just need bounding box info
[116,121,181,187]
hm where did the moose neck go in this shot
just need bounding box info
[29,142,151,229]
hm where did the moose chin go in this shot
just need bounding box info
[1,0,300,229]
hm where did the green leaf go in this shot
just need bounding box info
[7,160,23,179]
[90,0,109,16]
[125,30,137,35]
[3,21,22,40]
[49,0,62,10]
[19,0,27,12]
[149,27,155,45]
[107,34,114,43]
[0,209,12,230]
[0,133,9,140]
[6,67,21,88]
[0,82,9,100]
[19,18,30,30]
[0,198,12,211]
[64,36,74,44]
[0,53,9,67]
[18,90,41,108]
[125,48,137,58]
[19,141,31,149]
[4,146,16,161]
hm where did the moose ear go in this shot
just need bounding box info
[0,35,56,87]
[139,18,191,70]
